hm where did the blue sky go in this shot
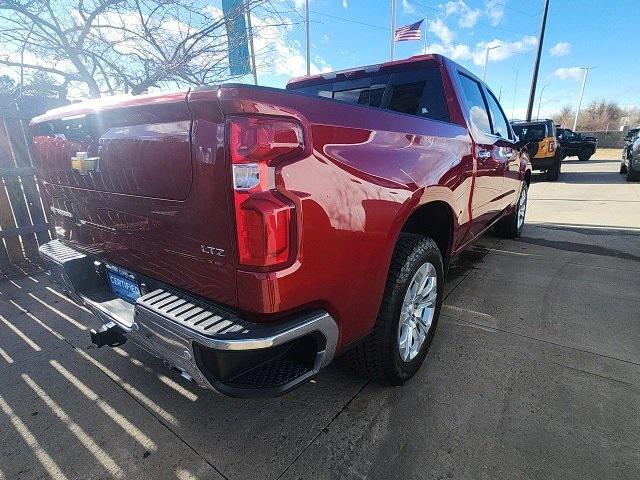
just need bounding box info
[249,0,639,120]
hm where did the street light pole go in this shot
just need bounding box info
[536,83,550,120]
[526,0,549,121]
[482,45,500,81]
[573,67,591,131]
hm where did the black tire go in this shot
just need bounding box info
[578,147,592,161]
[627,162,640,182]
[495,182,528,239]
[620,162,628,174]
[547,157,561,181]
[346,234,444,385]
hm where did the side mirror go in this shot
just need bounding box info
[514,139,539,157]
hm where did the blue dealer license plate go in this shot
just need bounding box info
[107,271,141,303]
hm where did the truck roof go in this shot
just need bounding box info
[286,54,446,90]
[33,54,448,125]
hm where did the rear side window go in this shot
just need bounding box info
[387,82,425,115]
[485,90,512,139]
[458,73,491,135]
[291,67,450,123]
[333,86,385,108]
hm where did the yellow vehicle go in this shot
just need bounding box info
[511,119,561,181]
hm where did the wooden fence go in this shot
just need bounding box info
[0,95,65,272]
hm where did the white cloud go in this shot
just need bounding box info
[554,67,583,80]
[549,42,571,57]
[425,42,472,61]
[250,12,331,77]
[471,36,538,65]
[485,0,505,26]
[428,18,455,44]
[342,0,348,8]
[443,0,481,29]
[424,31,537,67]
[402,0,416,14]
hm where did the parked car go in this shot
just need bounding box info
[31,54,531,397]
[621,127,639,173]
[556,127,598,161]
[511,119,561,181]
[620,135,640,181]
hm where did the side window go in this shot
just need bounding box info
[385,68,450,122]
[387,82,426,115]
[458,73,491,135]
[485,90,512,139]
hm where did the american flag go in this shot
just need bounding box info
[394,19,424,42]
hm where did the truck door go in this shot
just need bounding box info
[456,73,507,237]
[483,87,520,207]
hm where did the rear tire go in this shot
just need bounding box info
[578,147,592,161]
[547,157,561,181]
[627,162,640,182]
[495,182,528,239]
[346,234,444,385]
[620,162,628,174]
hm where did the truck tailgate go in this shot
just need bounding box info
[31,91,238,306]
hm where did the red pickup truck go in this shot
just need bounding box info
[31,54,530,397]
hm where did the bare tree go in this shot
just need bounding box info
[579,100,623,131]
[553,105,574,128]
[0,0,296,97]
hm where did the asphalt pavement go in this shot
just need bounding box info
[0,149,638,480]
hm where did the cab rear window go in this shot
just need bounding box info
[290,67,450,123]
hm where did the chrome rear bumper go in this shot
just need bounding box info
[39,240,338,397]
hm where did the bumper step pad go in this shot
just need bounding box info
[138,289,249,338]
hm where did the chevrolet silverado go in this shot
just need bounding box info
[31,54,531,397]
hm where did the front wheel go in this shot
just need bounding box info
[347,234,443,385]
[627,162,640,182]
[495,182,528,238]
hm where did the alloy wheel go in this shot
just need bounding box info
[397,262,438,362]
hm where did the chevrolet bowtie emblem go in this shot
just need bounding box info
[71,152,99,174]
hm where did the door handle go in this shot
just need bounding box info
[477,149,492,160]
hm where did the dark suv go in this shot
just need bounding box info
[621,135,640,181]
[556,128,597,161]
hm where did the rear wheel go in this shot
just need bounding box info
[620,162,628,174]
[547,157,561,181]
[578,147,592,161]
[347,234,443,385]
[495,182,528,238]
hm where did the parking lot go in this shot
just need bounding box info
[0,149,638,480]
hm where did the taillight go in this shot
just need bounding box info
[228,116,304,268]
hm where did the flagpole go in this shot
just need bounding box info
[305,0,310,76]
[423,17,427,53]
[245,1,258,85]
[390,0,397,60]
